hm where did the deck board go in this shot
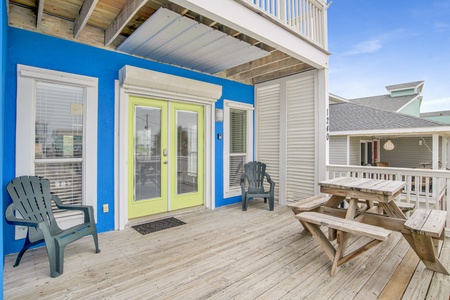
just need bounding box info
[3,201,449,299]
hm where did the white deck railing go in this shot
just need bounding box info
[240,0,328,49]
[326,164,450,235]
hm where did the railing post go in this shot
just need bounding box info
[277,0,286,23]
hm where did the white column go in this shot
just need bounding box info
[278,78,287,205]
[317,68,329,189]
[442,136,448,170]
[432,133,439,170]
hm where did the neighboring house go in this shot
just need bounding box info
[350,81,424,117]
[329,97,450,170]
[421,110,450,125]
[0,0,331,287]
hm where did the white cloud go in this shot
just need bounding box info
[434,22,449,32]
[341,29,406,56]
[342,39,382,56]
[421,97,450,112]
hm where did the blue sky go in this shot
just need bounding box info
[328,1,450,112]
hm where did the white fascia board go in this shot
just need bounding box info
[330,126,450,137]
[170,0,329,69]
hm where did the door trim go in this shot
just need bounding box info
[115,69,221,230]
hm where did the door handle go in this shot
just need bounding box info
[163,149,168,157]
[163,161,168,164]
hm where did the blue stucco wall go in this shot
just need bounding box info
[4,27,253,255]
[1,0,7,294]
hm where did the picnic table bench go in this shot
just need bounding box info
[291,177,449,276]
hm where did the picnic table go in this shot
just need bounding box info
[292,177,448,276]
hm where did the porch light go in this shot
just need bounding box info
[383,139,395,151]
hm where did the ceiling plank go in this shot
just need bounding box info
[104,0,148,46]
[36,0,45,29]
[74,0,99,38]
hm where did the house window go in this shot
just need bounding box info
[224,100,253,197]
[16,65,98,230]
[360,140,373,166]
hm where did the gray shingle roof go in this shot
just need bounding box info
[349,94,418,112]
[330,102,446,132]
[386,80,424,92]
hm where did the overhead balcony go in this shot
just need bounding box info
[8,0,330,84]
[240,0,329,50]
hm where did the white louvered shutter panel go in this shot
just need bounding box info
[35,81,85,219]
[256,83,281,200]
[286,74,315,200]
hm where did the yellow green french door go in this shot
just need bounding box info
[128,96,204,218]
[170,102,204,210]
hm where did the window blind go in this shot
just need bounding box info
[35,82,84,215]
[229,108,247,188]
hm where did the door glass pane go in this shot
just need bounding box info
[177,111,198,195]
[135,106,161,201]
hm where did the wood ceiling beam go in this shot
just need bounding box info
[226,50,290,77]
[252,63,314,84]
[73,0,99,38]
[36,0,45,29]
[232,57,305,81]
[104,0,148,46]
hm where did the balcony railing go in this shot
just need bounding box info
[326,164,450,235]
[241,0,328,49]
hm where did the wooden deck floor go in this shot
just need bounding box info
[4,201,450,299]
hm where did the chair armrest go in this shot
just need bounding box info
[52,194,95,223]
[265,173,275,190]
[5,204,40,228]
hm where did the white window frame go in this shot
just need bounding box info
[16,65,98,231]
[223,100,254,198]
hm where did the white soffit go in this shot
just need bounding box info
[117,8,270,74]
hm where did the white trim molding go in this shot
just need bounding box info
[223,100,254,198]
[116,65,222,229]
[16,64,98,232]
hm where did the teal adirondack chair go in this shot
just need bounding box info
[240,161,275,211]
[6,176,100,277]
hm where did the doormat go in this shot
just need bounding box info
[132,217,186,235]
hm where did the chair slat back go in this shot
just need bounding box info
[244,161,266,192]
[6,176,58,227]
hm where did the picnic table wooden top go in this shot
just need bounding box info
[319,177,406,197]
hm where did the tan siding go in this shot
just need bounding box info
[380,137,441,168]
[349,137,361,166]
[330,136,347,165]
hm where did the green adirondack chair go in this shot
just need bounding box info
[5,176,100,277]
[240,161,275,211]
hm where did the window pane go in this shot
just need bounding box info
[35,82,85,215]
[134,106,161,201]
[229,155,245,188]
[35,162,83,208]
[230,109,247,154]
[35,82,84,159]
[177,111,198,194]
